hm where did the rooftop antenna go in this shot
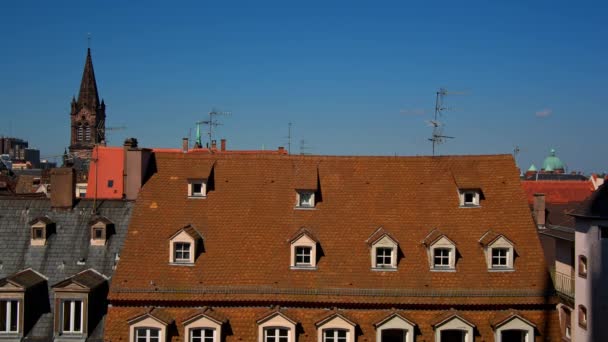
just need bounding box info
[196,109,231,148]
[287,122,292,154]
[299,139,312,155]
[428,88,463,156]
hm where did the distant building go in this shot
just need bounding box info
[0,136,28,160]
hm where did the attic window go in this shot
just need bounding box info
[90,218,112,246]
[296,190,315,208]
[480,232,515,271]
[368,231,399,271]
[459,189,481,207]
[169,226,203,265]
[30,218,53,246]
[188,179,207,198]
[290,229,318,270]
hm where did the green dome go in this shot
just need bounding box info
[527,164,537,172]
[542,148,564,171]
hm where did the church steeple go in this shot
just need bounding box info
[77,48,100,110]
[69,48,106,161]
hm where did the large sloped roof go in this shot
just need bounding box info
[0,198,133,340]
[110,153,551,305]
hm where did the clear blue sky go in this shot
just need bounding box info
[0,1,606,173]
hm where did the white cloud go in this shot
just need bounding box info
[535,108,553,117]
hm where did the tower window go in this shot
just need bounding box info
[77,126,84,142]
[85,126,91,141]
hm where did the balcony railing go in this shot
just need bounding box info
[550,268,575,299]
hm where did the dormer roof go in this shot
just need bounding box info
[366,227,398,246]
[183,307,227,326]
[315,309,357,328]
[257,306,297,325]
[373,311,416,328]
[52,269,107,290]
[28,216,54,226]
[431,309,475,329]
[288,227,319,244]
[478,230,514,248]
[294,161,319,190]
[422,229,455,247]
[169,224,203,241]
[127,307,174,326]
[490,310,536,329]
[0,268,47,289]
[89,215,113,226]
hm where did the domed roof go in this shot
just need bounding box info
[527,164,537,172]
[542,148,564,171]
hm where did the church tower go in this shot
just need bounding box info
[69,48,106,160]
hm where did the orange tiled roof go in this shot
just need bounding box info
[109,154,550,305]
[521,180,594,204]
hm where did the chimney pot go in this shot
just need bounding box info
[182,138,189,153]
[220,139,226,152]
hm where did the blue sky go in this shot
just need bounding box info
[0,1,606,173]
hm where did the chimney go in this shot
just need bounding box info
[50,168,75,209]
[182,138,189,153]
[278,146,285,153]
[211,140,217,150]
[220,139,226,152]
[533,193,546,229]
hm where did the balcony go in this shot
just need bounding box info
[550,268,575,300]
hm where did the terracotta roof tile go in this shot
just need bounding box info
[521,180,594,204]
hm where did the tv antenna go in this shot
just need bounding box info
[96,119,126,145]
[299,139,312,155]
[196,109,231,148]
[286,122,292,154]
[428,88,463,156]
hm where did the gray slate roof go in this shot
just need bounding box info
[0,197,133,341]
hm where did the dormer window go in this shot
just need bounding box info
[423,230,457,271]
[296,190,315,208]
[29,217,54,246]
[479,231,515,271]
[89,216,113,246]
[367,228,399,270]
[169,225,203,265]
[289,228,319,270]
[459,189,481,207]
[188,179,207,198]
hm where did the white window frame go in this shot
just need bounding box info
[295,246,312,266]
[493,316,535,342]
[315,315,355,342]
[370,235,398,270]
[296,190,315,208]
[459,190,480,207]
[188,179,207,198]
[323,329,348,342]
[375,314,415,342]
[174,242,192,263]
[434,316,474,342]
[491,248,509,267]
[190,327,215,342]
[31,222,47,246]
[257,313,296,342]
[0,299,19,334]
[485,236,515,271]
[135,327,161,342]
[61,299,84,334]
[290,233,317,269]
[169,230,197,265]
[264,327,289,342]
[428,236,456,271]
[375,247,393,268]
[434,248,451,268]
[183,314,222,342]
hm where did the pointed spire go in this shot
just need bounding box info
[77,48,100,109]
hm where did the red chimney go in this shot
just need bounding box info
[182,138,189,153]
[220,139,226,152]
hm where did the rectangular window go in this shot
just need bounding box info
[578,305,587,329]
[61,299,83,333]
[107,180,114,188]
[324,329,347,342]
[376,247,393,267]
[191,328,214,342]
[0,300,18,333]
[491,248,509,267]
[297,191,315,208]
[433,248,451,268]
[85,127,91,141]
[264,328,288,342]
[460,190,480,206]
[94,228,104,239]
[189,180,206,197]
[33,227,44,239]
[136,328,160,342]
[295,246,312,266]
[174,242,191,262]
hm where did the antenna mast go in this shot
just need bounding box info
[196,109,231,148]
[288,122,292,154]
[428,88,455,156]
